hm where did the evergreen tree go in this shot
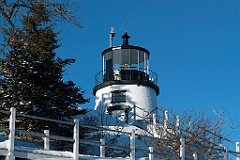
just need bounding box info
[0,2,89,134]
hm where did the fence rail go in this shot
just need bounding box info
[0,107,239,160]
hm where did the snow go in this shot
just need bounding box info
[0,131,134,159]
[0,138,132,159]
[0,109,227,159]
[0,139,8,148]
[0,136,74,159]
[78,110,154,159]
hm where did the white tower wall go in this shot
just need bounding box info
[94,84,158,121]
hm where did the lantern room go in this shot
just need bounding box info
[102,32,150,83]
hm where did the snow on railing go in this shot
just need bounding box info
[0,107,240,159]
[0,107,77,160]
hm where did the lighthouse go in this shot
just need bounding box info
[93,30,159,124]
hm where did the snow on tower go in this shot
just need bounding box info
[93,30,159,123]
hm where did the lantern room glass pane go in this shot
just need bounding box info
[112,50,121,64]
[130,49,138,69]
[139,51,144,70]
[139,51,144,63]
[105,51,112,60]
[121,49,130,69]
[105,51,113,70]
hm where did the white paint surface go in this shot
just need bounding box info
[94,84,158,120]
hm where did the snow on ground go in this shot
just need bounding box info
[0,136,74,159]
[0,129,145,159]
[0,135,42,150]
[0,110,155,159]
[0,137,130,159]
[79,110,154,159]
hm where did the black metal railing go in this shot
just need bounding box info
[94,69,158,86]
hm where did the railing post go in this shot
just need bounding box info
[44,130,50,150]
[236,142,240,160]
[73,119,79,160]
[7,107,16,160]
[164,110,168,130]
[153,114,157,137]
[149,147,154,160]
[224,146,229,160]
[100,137,105,157]
[193,152,197,160]
[130,129,135,160]
[180,138,185,160]
[176,115,180,134]
[133,105,136,122]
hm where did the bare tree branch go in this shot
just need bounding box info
[0,7,15,28]
[151,107,234,159]
[0,0,82,30]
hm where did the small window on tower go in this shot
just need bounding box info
[111,90,126,103]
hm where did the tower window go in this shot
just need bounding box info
[111,90,126,103]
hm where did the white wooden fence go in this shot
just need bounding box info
[0,107,78,160]
[0,107,240,160]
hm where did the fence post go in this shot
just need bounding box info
[133,105,136,122]
[164,110,168,130]
[73,119,79,160]
[236,142,240,160]
[7,107,16,160]
[149,147,154,160]
[44,130,50,150]
[224,146,229,160]
[193,152,197,160]
[130,129,135,160]
[100,137,105,157]
[153,114,157,137]
[176,115,180,134]
[180,138,185,160]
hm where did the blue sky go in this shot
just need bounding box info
[57,0,240,147]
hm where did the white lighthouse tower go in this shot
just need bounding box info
[93,30,159,124]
